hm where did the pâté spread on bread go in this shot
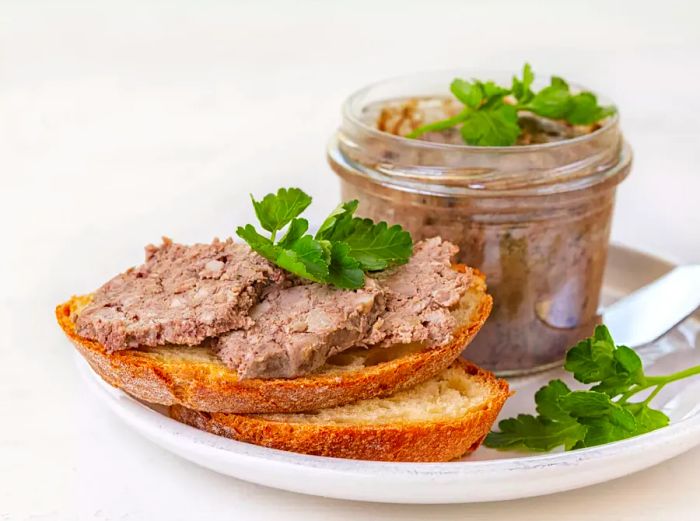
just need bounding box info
[75,235,470,379]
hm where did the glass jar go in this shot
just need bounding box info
[327,71,632,375]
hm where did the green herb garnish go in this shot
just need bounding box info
[485,325,700,452]
[406,63,615,146]
[236,187,412,289]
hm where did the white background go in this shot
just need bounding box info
[2,0,699,519]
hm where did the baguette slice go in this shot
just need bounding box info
[171,360,510,462]
[56,267,492,414]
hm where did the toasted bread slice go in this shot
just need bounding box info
[171,360,510,462]
[56,268,492,414]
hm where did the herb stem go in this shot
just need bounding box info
[405,108,471,139]
[618,384,648,404]
[644,365,700,386]
[618,364,700,404]
[642,384,665,406]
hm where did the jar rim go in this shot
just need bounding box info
[328,135,632,198]
[342,68,620,153]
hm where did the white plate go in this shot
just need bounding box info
[75,244,700,504]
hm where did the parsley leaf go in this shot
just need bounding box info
[550,76,569,90]
[625,403,670,435]
[450,79,484,109]
[237,188,412,289]
[511,63,534,103]
[485,379,588,451]
[460,103,520,146]
[564,325,618,384]
[559,391,636,432]
[573,417,634,449]
[405,63,616,146]
[235,224,280,262]
[450,79,510,109]
[564,325,644,397]
[480,80,510,99]
[524,78,616,125]
[342,219,413,271]
[568,92,616,125]
[315,200,359,241]
[485,325,700,453]
[276,235,329,282]
[236,223,328,283]
[278,218,309,248]
[535,379,574,422]
[316,201,413,270]
[485,414,587,452]
[251,187,312,236]
[523,78,574,119]
[327,241,365,289]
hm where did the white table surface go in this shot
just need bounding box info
[2,0,699,519]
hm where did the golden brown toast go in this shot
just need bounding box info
[56,268,492,414]
[171,360,510,462]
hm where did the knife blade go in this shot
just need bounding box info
[602,264,700,348]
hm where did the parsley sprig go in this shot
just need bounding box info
[406,63,615,146]
[236,187,412,289]
[485,325,700,452]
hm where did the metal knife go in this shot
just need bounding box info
[603,264,700,348]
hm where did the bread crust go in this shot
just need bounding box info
[170,360,510,462]
[57,269,492,414]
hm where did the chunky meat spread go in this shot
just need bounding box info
[76,237,471,379]
[75,238,285,352]
[217,279,384,379]
[366,237,469,347]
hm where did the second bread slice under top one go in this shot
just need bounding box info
[170,359,510,462]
